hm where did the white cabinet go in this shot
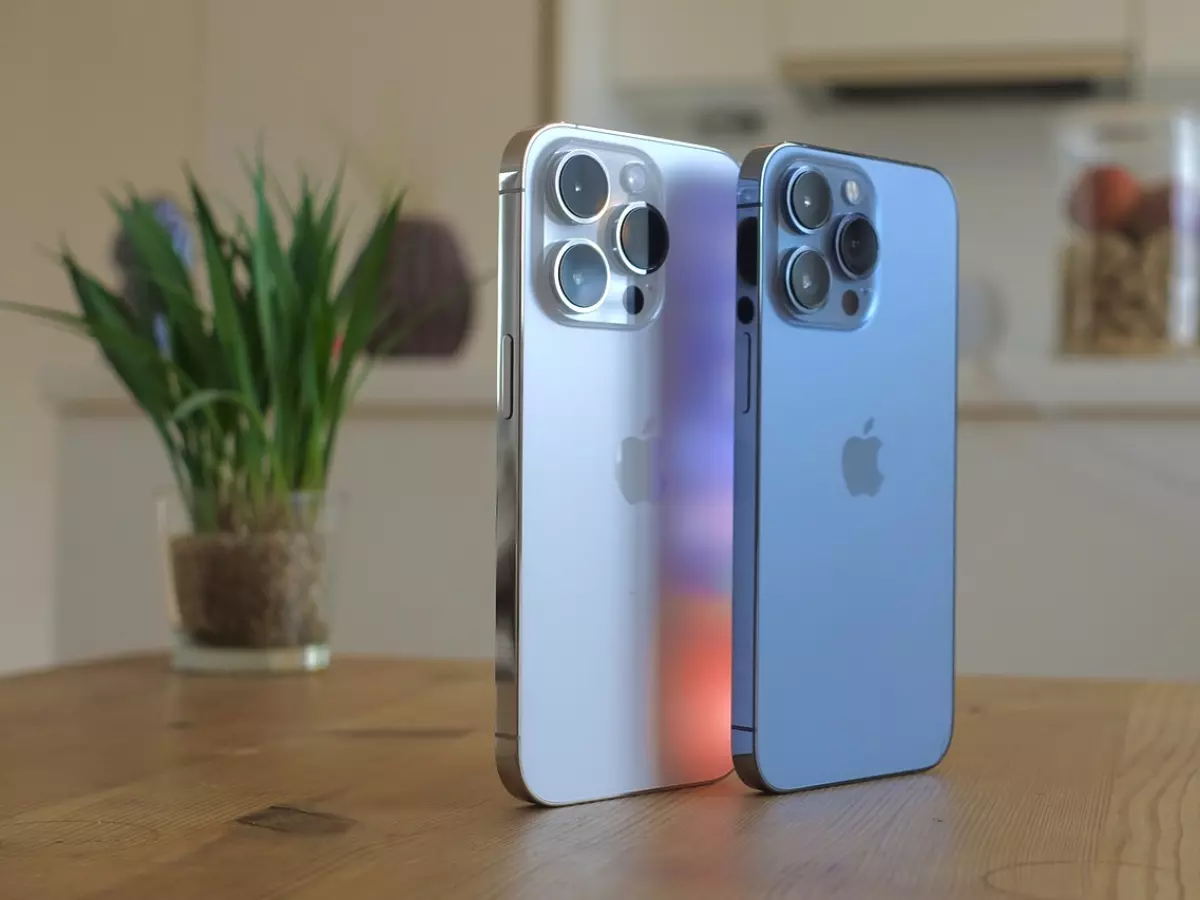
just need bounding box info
[604,0,1137,100]
[776,0,1131,84]
[778,0,1128,58]
[609,0,775,92]
[1141,0,1200,75]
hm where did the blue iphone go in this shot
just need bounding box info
[731,143,958,793]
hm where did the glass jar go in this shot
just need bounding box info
[1057,104,1200,355]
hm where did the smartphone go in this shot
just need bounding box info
[731,143,957,793]
[495,123,737,806]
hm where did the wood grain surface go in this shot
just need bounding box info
[0,656,1197,899]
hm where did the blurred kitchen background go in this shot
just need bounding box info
[3,0,1200,679]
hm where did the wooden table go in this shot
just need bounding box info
[1,657,1197,900]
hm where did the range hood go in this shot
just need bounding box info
[784,47,1133,104]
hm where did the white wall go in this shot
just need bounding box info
[0,2,203,672]
[0,0,540,674]
[956,421,1200,679]
[20,1,1200,678]
[54,411,498,663]
[658,97,1200,678]
[551,0,1200,678]
[197,0,540,356]
[48,402,1200,680]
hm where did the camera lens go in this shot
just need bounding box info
[785,169,832,232]
[553,240,609,311]
[784,248,831,312]
[615,203,670,275]
[554,151,608,223]
[620,161,648,194]
[835,214,879,279]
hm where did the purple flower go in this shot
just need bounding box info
[152,314,171,359]
[152,199,194,272]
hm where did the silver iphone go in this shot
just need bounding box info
[495,123,738,805]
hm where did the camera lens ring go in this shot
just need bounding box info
[784,167,833,233]
[835,213,880,279]
[552,150,609,224]
[613,201,670,276]
[552,239,610,313]
[784,247,832,313]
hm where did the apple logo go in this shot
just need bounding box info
[616,419,662,505]
[842,417,883,497]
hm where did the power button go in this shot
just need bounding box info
[499,334,514,419]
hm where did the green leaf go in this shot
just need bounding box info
[107,193,220,391]
[0,149,408,528]
[188,171,257,402]
[171,388,288,496]
[0,300,88,332]
[348,295,446,397]
[321,196,401,471]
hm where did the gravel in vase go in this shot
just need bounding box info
[171,532,329,649]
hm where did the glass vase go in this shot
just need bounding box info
[158,490,344,673]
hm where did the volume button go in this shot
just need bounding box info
[500,334,514,419]
[739,333,752,414]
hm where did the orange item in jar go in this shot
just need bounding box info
[1067,165,1142,232]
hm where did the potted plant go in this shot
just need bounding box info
[2,156,402,672]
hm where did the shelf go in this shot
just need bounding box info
[43,355,1200,423]
[42,359,495,420]
[974,355,1200,412]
